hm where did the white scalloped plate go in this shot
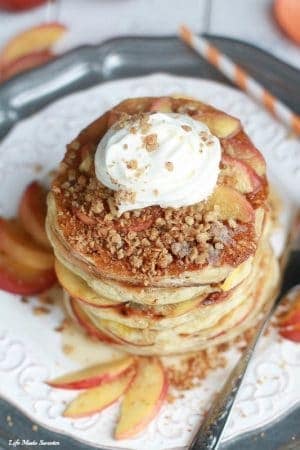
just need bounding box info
[0,74,300,450]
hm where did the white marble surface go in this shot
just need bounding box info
[0,0,299,69]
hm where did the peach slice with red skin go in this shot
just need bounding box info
[0,23,67,66]
[207,185,254,223]
[55,259,120,308]
[195,111,241,139]
[47,356,135,390]
[115,357,168,439]
[220,154,262,194]
[18,181,51,249]
[69,297,120,345]
[149,97,172,112]
[0,51,53,82]
[279,325,300,342]
[278,295,300,342]
[0,218,54,270]
[63,369,135,418]
[278,300,300,327]
[91,315,155,348]
[221,131,266,177]
[0,251,56,295]
[0,0,46,11]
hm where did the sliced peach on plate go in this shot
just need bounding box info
[279,325,300,343]
[47,356,135,390]
[70,297,120,344]
[207,185,254,223]
[0,218,54,270]
[55,259,119,307]
[63,369,135,418]
[0,50,53,82]
[278,308,300,328]
[220,154,261,194]
[18,181,51,249]
[221,131,266,177]
[196,111,241,138]
[278,296,300,327]
[0,251,56,295]
[115,357,168,439]
[274,0,300,45]
[0,23,67,66]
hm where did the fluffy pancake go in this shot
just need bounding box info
[47,95,278,356]
[63,215,270,331]
[64,242,279,355]
[47,97,267,288]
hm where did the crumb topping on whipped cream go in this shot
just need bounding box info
[95,112,221,215]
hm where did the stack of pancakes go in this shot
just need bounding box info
[46,97,280,355]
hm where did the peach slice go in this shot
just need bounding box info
[196,111,241,138]
[63,369,135,418]
[115,357,168,439]
[0,23,67,66]
[55,259,119,307]
[278,297,300,327]
[274,0,300,45]
[0,218,54,271]
[92,316,155,347]
[47,356,135,390]
[159,296,204,318]
[18,181,51,249]
[207,185,254,223]
[279,325,300,342]
[221,132,266,177]
[221,257,253,291]
[0,0,46,11]
[149,97,172,112]
[0,51,53,82]
[70,297,120,344]
[220,154,261,194]
[0,251,56,295]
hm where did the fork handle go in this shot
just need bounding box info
[189,347,254,449]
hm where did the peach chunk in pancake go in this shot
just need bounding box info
[68,296,120,344]
[221,131,266,177]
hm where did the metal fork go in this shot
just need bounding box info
[188,216,300,450]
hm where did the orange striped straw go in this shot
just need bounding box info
[179,25,300,136]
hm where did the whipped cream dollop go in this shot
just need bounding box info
[95,112,221,214]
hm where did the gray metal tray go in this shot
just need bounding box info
[0,35,299,450]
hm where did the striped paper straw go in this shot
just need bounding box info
[179,25,300,136]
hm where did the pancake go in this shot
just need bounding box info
[47,95,278,356]
[64,242,279,355]
[65,214,271,331]
[47,97,268,288]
